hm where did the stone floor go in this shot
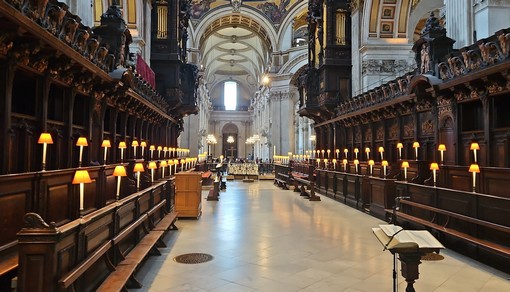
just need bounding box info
[132,181,510,292]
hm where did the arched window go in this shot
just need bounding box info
[224,81,237,111]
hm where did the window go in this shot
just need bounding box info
[224,81,237,111]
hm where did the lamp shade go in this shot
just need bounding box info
[469,164,480,173]
[413,142,420,148]
[401,161,410,168]
[76,137,88,147]
[163,147,168,151]
[438,144,446,151]
[160,161,168,167]
[381,160,389,167]
[396,142,403,149]
[174,159,179,164]
[157,146,163,151]
[344,149,348,153]
[118,141,127,149]
[133,163,145,172]
[470,142,480,150]
[148,161,157,169]
[101,140,111,148]
[140,141,147,147]
[378,147,384,153]
[113,165,127,177]
[180,159,185,164]
[354,148,359,153]
[342,159,348,164]
[149,145,155,151]
[354,159,359,165]
[368,160,375,166]
[72,170,92,184]
[168,160,174,165]
[430,163,439,170]
[38,133,53,144]
[332,159,337,163]
[365,147,370,153]
[132,140,139,147]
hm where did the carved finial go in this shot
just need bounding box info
[23,213,57,229]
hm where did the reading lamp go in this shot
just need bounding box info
[327,149,331,159]
[173,159,179,173]
[72,169,92,211]
[38,132,53,171]
[76,137,88,167]
[332,158,337,170]
[113,165,127,199]
[140,141,147,158]
[118,141,127,162]
[354,159,360,174]
[470,142,480,163]
[342,159,348,172]
[148,161,157,183]
[181,158,186,171]
[163,147,168,158]
[149,145,155,159]
[382,160,389,177]
[378,146,384,161]
[430,163,439,187]
[316,158,320,167]
[368,160,375,176]
[157,146,163,159]
[413,142,420,160]
[354,148,359,159]
[101,139,111,165]
[365,147,370,160]
[396,142,403,160]
[132,140,139,158]
[469,164,480,192]
[168,160,174,175]
[160,160,167,178]
[133,162,144,191]
[438,144,446,164]
[344,148,348,159]
[335,149,340,159]
[402,161,410,181]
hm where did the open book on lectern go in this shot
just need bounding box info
[372,224,444,251]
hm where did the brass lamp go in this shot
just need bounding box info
[469,164,480,192]
[413,142,420,160]
[368,159,375,176]
[101,139,111,165]
[140,141,147,158]
[430,162,439,187]
[113,165,127,199]
[118,141,127,162]
[382,160,389,177]
[76,137,88,167]
[160,160,168,178]
[148,161,157,183]
[470,142,480,163]
[438,144,446,164]
[401,161,410,181]
[396,142,403,160]
[38,132,54,171]
[132,140,139,158]
[72,169,92,211]
[133,162,144,191]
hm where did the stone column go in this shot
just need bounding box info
[445,0,473,49]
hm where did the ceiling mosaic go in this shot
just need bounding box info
[190,0,299,23]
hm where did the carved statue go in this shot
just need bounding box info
[420,43,430,74]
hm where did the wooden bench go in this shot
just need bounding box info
[0,251,17,287]
[396,199,510,258]
[97,200,177,291]
[292,172,320,201]
[274,173,290,189]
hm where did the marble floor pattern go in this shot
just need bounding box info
[133,181,510,292]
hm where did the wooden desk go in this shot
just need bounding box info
[175,172,202,218]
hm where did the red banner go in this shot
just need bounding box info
[136,53,156,88]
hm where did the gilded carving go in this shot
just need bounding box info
[421,120,434,135]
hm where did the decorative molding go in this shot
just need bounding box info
[362,59,415,75]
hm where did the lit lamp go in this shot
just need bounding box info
[149,145,155,159]
[332,159,337,170]
[365,147,370,160]
[354,148,359,159]
[354,159,360,174]
[38,132,53,171]
[181,158,186,171]
[157,146,163,159]
[321,149,325,158]
[430,163,439,187]
[402,161,410,181]
[168,160,174,175]
[378,147,384,161]
[324,158,328,169]
[113,165,126,199]
[101,139,111,165]
[413,142,420,160]
[438,144,446,164]
[132,140,139,158]
[470,142,480,163]
[335,149,340,159]
[72,169,92,211]
[140,141,147,158]
[342,159,348,172]
[469,164,480,192]
[160,160,167,178]
[173,159,178,173]
[163,147,168,158]
[118,141,127,162]
[382,160,389,177]
[368,160,375,176]
[316,150,320,158]
[76,137,88,167]
[133,162,144,191]
[396,142,403,160]
[316,158,320,167]
[344,148,348,159]
[327,149,331,159]
[148,161,157,183]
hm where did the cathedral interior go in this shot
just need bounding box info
[1,0,510,291]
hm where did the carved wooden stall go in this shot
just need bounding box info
[297,1,510,274]
[0,0,196,290]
